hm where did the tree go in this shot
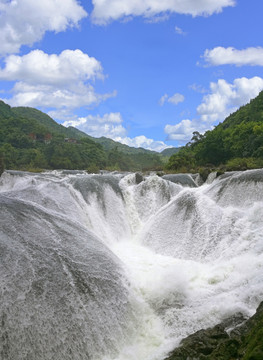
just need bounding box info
[166,147,196,172]
[194,128,229,166]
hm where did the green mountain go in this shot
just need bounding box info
[0,101,164,172]
[222,90,263,129]
[12,106,97,141]
[92,136,157,155]
[166,91,263,172]
[12,106,163,156]
[161,147,181,157]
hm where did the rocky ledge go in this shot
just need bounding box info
[165,301,263,360]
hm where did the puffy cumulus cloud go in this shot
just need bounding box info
[203,46,263,67]
[197,76,263,123]
[164,76,263,144]
[0,49,115,110]
[4,82,115,109]
[115,135,171,152]
[62,112,171,151]
[62,113,127,139]
[0,50,104,84]
[159,93,185,106]
[0,0,87,55]
[165,119,207,143]
[91,0,235,24]
[63,112,171,151]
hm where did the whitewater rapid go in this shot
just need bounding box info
[0,170,263,360]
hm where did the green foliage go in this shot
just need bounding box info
[12,106,87,140]
[194,128,230,165]
[166,91,263,172]
[239,303,263,360]
[0,143,18,169]
[0,101,164,172]
[166,147,196,172]
[86,164,100,174]
[225,157,263,171]
[0,151,4,175]
[107,147,136,171]
[160,147,181,157]
[106,147,163,172]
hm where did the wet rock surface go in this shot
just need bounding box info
[162,174,197,188]
[135,172,144,184]
[165,301,263,360]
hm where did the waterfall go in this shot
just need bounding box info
[1,169,263,360]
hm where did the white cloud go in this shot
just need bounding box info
[0,49,115,109]
[145,14,169,23]
[175,26,186,35]
[159,94,168,106]
[168,93,185,105]
[63,112,170,151]
[4,82,115,109]
[159,93,185,106]
[115,135,171,152]
[63,113,127,139]
[164,76,263,144]
[91,0,235,24]
[0,0,87,55]
[165,119,207,143]
[203,46,263,67]
[0,49,104,84]
[197,77,263,123]
[189,83,207,94]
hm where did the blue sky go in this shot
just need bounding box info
[1,0,263,151]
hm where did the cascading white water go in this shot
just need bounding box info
[0,169,263,360]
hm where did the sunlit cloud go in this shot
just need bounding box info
[91,0,236,25]
[203,46,263,67]
[0,49,115,110]
[0,0,87,55]
[165,76,263,144]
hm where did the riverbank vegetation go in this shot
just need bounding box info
[1,90,263,175]
[0,101,164,173]
[166,91,263,175]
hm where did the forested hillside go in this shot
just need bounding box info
[1,91,263,174]
[13,106,170,156]
[166,91,263,173]
[0,101,163,172]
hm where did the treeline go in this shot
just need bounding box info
[166,91,263,173]
[0,101,163,172]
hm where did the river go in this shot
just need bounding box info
[0,169,263,360]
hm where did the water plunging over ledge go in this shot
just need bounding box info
[1,170,263,360]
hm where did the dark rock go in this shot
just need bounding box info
[165,324,231,360]
[165,301,263,360]
[191,173,204,186]
[135,172,144,184]
[162,174,197,188]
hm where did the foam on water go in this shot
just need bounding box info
[0,169,263,360]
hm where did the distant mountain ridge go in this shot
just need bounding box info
[12,105,177,156]
[0,100,168,171]
[161,147,181,157]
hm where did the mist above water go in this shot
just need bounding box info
[1,169,263,360]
